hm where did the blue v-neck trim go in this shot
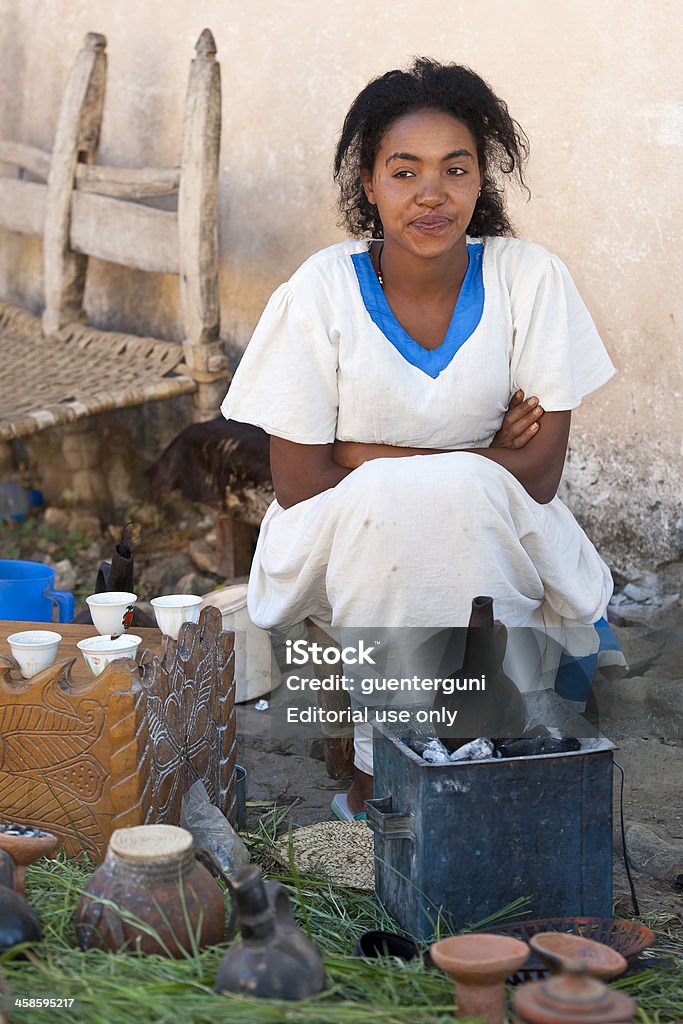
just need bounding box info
[351,242,484,378]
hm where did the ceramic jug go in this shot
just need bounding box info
[75,825,225,956]
[215,864,326,1000]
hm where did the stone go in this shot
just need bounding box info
[53,558,77,593]
[622,583,653,604]
[43,507,71,530]
[131,504,162,528]
[80,542,102,565]
[625,823,683,881]
[645,681,683,741]
[189,538,218,576]
[68,512,102,539]
[176,571,218,596]
[142,553,195,596]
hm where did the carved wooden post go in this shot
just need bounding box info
[178,29,229,422]
[42,33,107,337]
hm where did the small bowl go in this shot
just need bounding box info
[86,592,137,635]
[353,930,420,961]
[76,634,142,676]
[150,595,202,640]
[529,932,628,979]
[0,824,60,894]
[7,630,62,678]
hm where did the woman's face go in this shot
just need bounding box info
[361,109,481,262]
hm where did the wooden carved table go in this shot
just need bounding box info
[0,607,236,860]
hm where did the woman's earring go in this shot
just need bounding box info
[477,187,482,198]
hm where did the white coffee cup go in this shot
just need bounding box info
[7,630,62,678]
[86,592,137,635]
[150,595,202,640]
[76,634,143,676]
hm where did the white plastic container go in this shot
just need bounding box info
[7,630,62,678]
[200,585,280,703]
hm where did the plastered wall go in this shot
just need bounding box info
[0,0,681,572]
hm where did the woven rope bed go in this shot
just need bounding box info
[0,301,195,442]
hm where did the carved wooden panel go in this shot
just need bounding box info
[0,607,235,861]
[138,605,237,826]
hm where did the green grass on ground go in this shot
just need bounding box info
[1,812,681,1023]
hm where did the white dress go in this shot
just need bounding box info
[221,236,615,683]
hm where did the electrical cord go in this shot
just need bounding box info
[613,759,640,916]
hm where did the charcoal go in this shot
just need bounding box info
[495,736,581,758]
[0,823,53,838]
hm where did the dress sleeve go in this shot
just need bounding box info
[509,254,615,411]
[220,283,339,444]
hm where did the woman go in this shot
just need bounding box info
[221,59,615,818]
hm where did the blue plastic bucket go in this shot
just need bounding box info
[0,560,74,623]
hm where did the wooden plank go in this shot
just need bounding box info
[0,621,162,684]
[0,178,46,237]
[0,141,51,179]
[75,163,180,199]
[42,32,107,337]
[215,513,254,578]
[179,30,221,372]
[0,607,236,856]
[70,190,179,273]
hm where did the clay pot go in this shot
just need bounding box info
[513,965,635,1023]
[75,825,225,956]
[530,933,627,980]
[0,850,41,952]
[430,933,529,1024]
[0,826,59,895]
[215,864,326,1000]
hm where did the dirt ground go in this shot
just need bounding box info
[236,622,683,924]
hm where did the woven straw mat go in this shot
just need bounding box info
[274,820,375,891]
[0,301,194,441]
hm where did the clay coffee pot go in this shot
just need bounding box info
[435,596,526,752]
[430,932,530,1024]
[75,825,226,956]
[0,850,41,953]
[215,864,326,1000]
[513,961,635,1023]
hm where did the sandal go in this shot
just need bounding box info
[331,793,368,822]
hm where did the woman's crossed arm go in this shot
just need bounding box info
[270,393,569,509]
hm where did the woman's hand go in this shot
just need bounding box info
[332,440,376,469]
[490,390,544,449]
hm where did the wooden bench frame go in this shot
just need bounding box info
[0,30,229,512]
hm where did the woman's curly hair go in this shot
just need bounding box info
[334,58,529,238]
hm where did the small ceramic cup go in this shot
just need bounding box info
[7,630,62,678]
[86,592,137,635]
[150,595,202,640]
[76,634,142,676]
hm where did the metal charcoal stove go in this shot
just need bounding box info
[367,724,615,939]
